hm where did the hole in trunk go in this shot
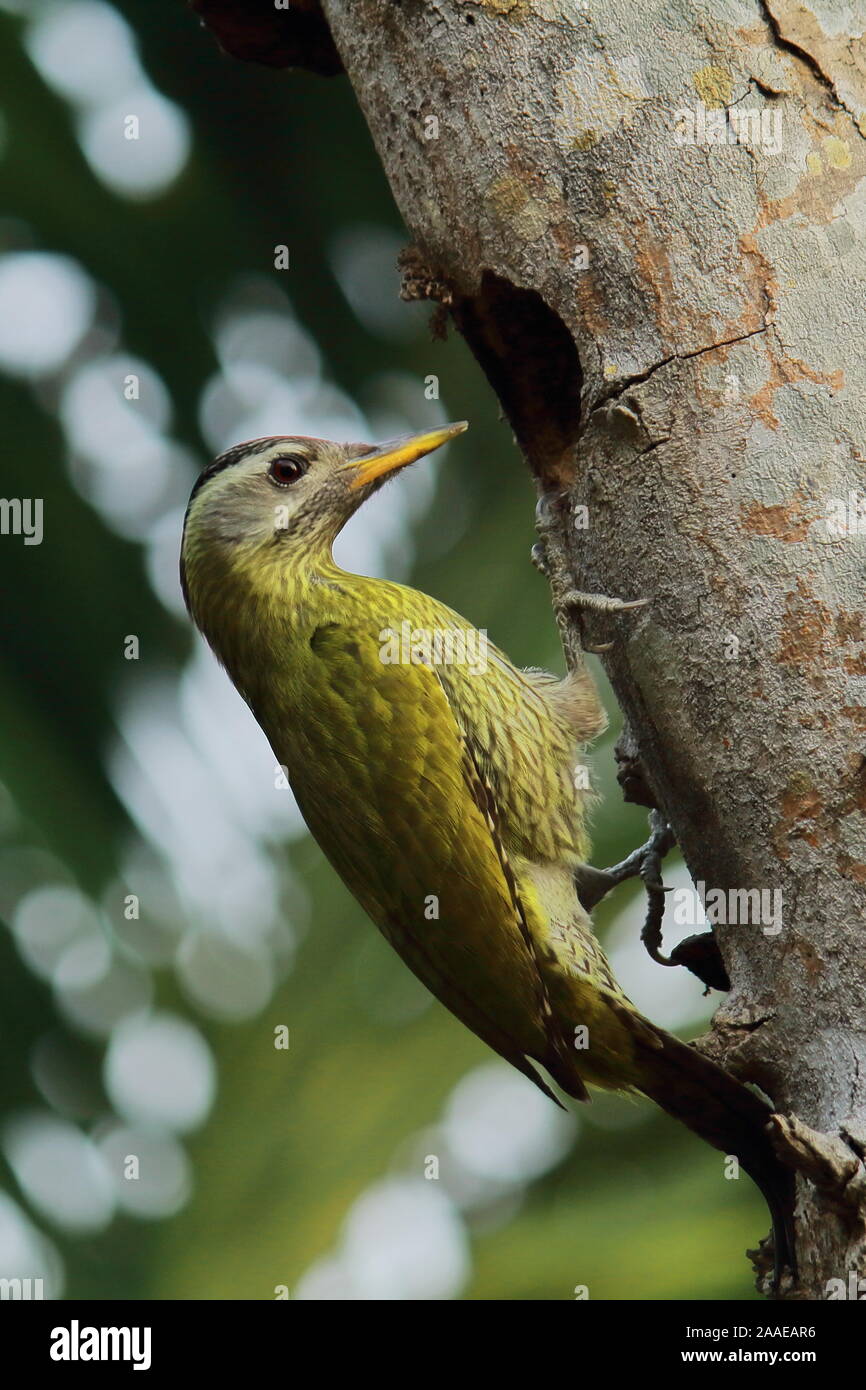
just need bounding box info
[451,271,583,489]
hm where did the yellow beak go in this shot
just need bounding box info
[343,420,468,490]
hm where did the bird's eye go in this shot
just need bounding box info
[268,454,308,486]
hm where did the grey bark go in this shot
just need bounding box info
[191,0,866,1298]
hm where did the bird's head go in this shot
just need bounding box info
[182,420,466,561]
[180,420,467,615]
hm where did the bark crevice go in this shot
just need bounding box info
[589,323,772,417]
[759,0,866,134]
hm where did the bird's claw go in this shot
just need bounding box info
[559,589,648,616]
[575,810,675,917]
[530,541,549,577]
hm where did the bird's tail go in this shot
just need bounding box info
[628,1016,796,1286]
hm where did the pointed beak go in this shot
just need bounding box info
[342,420,468,490]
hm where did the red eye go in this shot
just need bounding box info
[268,454,308,486]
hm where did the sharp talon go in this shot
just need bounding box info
[559,590,648,616]
[585,641,614,654]
[576,813,675,913]
[535,492,559,529]
[531,542,549,577]
[578,808,680,973]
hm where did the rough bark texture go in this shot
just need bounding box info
[189,0,866,1298]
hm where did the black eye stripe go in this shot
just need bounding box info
[188,441,267,503]
[188,440,310,503]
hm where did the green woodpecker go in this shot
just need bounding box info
[180,421,794,1281]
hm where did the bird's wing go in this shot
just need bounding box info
[287,620,581,1100]
[432,643,605,866]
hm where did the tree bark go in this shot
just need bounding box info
[190,0,866,1299]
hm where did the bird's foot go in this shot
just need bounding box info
[533,491,647,647]
[575,809,675,915]
[559,588,648,616]
[557,590,648,652]
[530,541,549,577]
[576,815,730,993]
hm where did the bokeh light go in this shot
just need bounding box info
[0,252,95,377]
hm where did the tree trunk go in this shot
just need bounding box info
[190,0,866,1298]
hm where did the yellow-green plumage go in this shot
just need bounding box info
[180,425,794,1278]
[188,537,617,1099]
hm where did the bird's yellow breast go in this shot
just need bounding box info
[187,546,619,1096]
